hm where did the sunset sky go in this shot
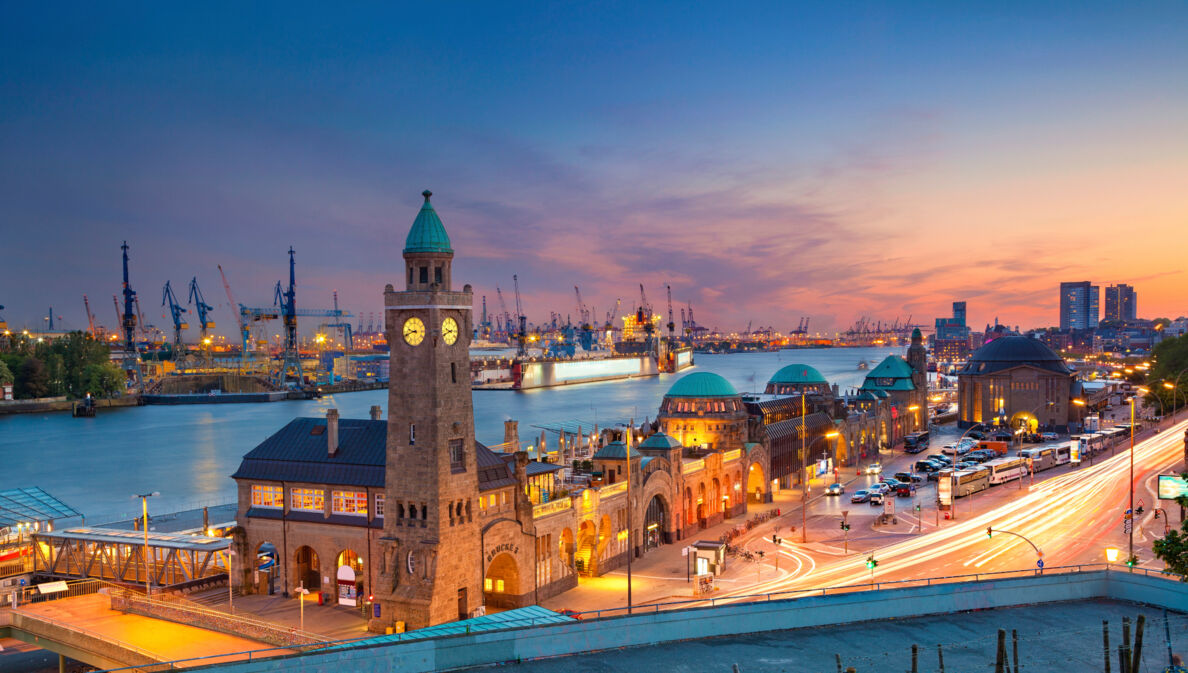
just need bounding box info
[3,3,1186,336]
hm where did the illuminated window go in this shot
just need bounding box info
[484,578,505,592]
[500,492,507,505]
[332,490,368,516]
[374,494,385,518]
[291,488,324,512]
[251,485,282,508]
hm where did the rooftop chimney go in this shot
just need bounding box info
[370,405,382,421]
[327,408,340,457]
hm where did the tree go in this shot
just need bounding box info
[82,362,125,396]
[1152,472,1188,580]
[0,358,13,386]
[15,356,50,399]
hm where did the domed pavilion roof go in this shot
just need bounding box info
[639,432,682,450]
[961,336,1072,376]
[768,364,828,386]
[403,190,453,254]
[664,372,739,398]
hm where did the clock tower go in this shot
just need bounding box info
[378,190,480,629]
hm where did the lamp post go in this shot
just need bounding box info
[1137,387,1163,423]
[800,431,840,543]
[295,583,309,631]
[133,491,160,600]
[1128,396,1136,568]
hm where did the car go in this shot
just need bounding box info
[870,482,890,495]
[865,462,883,475]
[914,460,939,473]
[869,491,885,505]
[1041,432,1059,441]
[926,454,952,465]
[895,482,917,497]
[906,472,925,483]
[927,470,944,482]
[992,431,1012,442]
[826,482,844,495]
[968,430,986,440]
[956,462,978,470]
[893,471,913,483]
[850,490,870,503]
[880,478,903,490]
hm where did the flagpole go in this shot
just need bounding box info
[626,418,634,614]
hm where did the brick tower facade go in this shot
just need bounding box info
[377,190,481,629]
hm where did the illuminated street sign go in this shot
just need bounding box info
[1157,475,1188,500]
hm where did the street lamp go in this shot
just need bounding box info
[1105,547,1120,564]
[800,430,840,543]
[133,491,160,600]
[1127,396,1136,569]
[295,583,310,631]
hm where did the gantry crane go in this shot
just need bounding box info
[665,284,675,340]
[495,286,512,342]
[274,247,303,386]
[218,264,253,369]
[83,295,96,338]
[513,274,527,356]
[187,277,216,342]
[119,242,140,379]
[162,280,189,354]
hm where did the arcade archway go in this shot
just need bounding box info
[294,545,319,593]
[484,552,520,600]
[335,549,364,606]
[644,494,668,550]
[747,463,766,503]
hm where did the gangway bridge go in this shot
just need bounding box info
[32,528,230,590]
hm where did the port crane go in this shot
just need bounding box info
[665,284,675,340]
[187,277,216,344]
[83,295,96,338]
[162,280,190,354]
[323,291,354,350]
[274,247,303,386]
[495,286,512,342]
[513,274,527,355]
[218,264,255,369]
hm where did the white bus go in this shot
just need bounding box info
[1078,433,1107,456]
[952,469,990,497]
[983,457,1027,485]
[1020,446,1057,473]
[1052,443,1071,466]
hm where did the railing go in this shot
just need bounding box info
[532,498,572,519]
[567,563,1185,620]
[598,481,627,498]
[112,589,330,645]
[16,578,138,606]
[682,458,705,474]
[10,605,165,663]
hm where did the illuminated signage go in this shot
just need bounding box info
[1157,475,1188,500]
[937,471,952,505]
[1069,443,1081,464]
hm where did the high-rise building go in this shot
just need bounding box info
[1059,282,1099,330]
[934,301,971,360]
[1104,284,1137,322]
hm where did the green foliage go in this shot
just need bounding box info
[1149,334,1188,413]
[15,356,49,398]
[83,362,124,396]
[1152,471,1188,580]
[0,358,12,385]
[1,331,117,399]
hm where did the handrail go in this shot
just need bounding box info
[569,563,1185,619]
[115,590,330,643]
[11,605,165,662]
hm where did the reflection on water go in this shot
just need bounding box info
[0,347,900,523]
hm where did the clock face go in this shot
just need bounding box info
[403,317,426,346]
[406,550,416,575]
[442,317,459,345]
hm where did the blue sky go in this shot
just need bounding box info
[3,2,1186,336]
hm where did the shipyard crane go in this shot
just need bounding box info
[605,298,621,329]
[574,286,591,327]
[324,290,354,350]
[273,247,303,386]
[83,296,96,337]
[186,277,216,344]
[665,284,675,340]
[162,280,190,354]
[119,242,139,378]
[637,283,656,337]
[495,286,512,342]
[218,264,253,368]
[512,274,527,355]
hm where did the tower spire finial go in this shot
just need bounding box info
[422,189,432,202]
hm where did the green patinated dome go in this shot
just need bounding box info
[639,432,682,450]
[403,190,453,254]
[768,364,828,386]
[665,372,739,398]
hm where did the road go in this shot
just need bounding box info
[720,418,1187,602]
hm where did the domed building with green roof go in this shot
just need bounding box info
[765,364,830,396]
[957,335,1082,432]
[657,372,747,451]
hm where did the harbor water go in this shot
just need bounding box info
[0,348,900,523]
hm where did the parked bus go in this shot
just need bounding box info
[1052,443,1071,466]
[952,468,990,497]
[904,431,930,453]
[983,457,1026,485]
[1078,433,1107,456]
[1020,446,1057,472]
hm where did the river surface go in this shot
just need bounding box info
[0,347,900,523]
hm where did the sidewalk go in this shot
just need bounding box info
[186,588,370,641]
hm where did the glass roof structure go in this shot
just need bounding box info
[0,487,82,528]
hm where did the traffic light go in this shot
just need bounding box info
[1125,555,1137,568]
[987,526,993,538]
[839,521,850,531]
[772,534,778,544]
[865,556,878,570]
[915,503,921,512]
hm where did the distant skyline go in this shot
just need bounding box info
[3,3,1186,336]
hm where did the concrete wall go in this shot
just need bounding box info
[187,569,1187,673]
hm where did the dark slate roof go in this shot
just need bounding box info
[960,336,1073,376]
[764,412,835,442]
[476,443,516,491]
[232,417,387,487]
[232,416,512,490]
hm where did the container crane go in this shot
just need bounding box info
[513,274,527,356]
[324,290,354,350]
[495,286,512,342]
[119,242,139,375]
[83,295,96,337]
[162,280,189,354]
[187,277,216,342]
[574,286,591,327]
